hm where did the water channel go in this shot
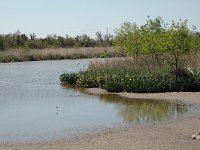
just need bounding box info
[0,59,199,141]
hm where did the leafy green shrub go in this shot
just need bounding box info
[103,76,124,92]
[100,50,109,58]
[60,73,79,84]
[76,72,103,88]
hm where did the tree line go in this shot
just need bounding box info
[0,31,113,50]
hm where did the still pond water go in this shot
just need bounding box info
[0,59,199,141]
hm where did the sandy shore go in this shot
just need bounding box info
[85,88,200,105]
[1,90,200,150]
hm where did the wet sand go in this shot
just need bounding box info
[85,88,200,105]
[1,89,200,150]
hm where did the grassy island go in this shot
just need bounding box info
[60,17,200,93]
[60,57,200,93]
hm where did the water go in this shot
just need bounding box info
[0,59,199,141]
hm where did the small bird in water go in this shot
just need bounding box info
[56,106,59,115]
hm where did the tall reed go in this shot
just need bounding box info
[0,47,115,63]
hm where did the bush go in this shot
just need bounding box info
[76,72,107,88]
[60,73,79,84]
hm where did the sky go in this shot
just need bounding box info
[0,0,199,38]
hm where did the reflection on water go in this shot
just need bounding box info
[99,94,187,123]
[0,59,199,141]
[74,87,192,123]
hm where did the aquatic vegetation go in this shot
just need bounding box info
[60,73,79,84]
[60,58,200,93]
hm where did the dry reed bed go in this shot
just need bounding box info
[0,47,115,62]
[91,53,200,72]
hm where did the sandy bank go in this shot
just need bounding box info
[1,115,200,150]
[85,88,200,105]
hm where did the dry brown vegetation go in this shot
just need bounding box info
[0,47,115,62]
[91,53,200,72]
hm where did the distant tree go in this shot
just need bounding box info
[57,36,66,47]
[44,34,58,47]
[104,34,113,46]
[29,33,36,40]
[79,34,94,47]
[96,32,104,46]
[0,31,113,50]
[0,36,5,50]
[28,39,46,49]
[65,34,75,47]
[3,34,16,49]
[74,35,82,47]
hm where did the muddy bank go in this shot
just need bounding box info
[85,88,200,105]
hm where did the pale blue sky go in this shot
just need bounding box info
[0,0,199,37]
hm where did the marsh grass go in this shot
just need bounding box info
[0,47,115,62]
[60,53,200,93]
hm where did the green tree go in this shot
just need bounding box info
[113,22,141,60]
[164,19,192,84]
[96,32,104,46]
[190,28,200,53]
[104,34,113,46]
[140,17,167,67]
[29,33,36,40]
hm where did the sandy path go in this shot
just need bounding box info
[1,90,200,150]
